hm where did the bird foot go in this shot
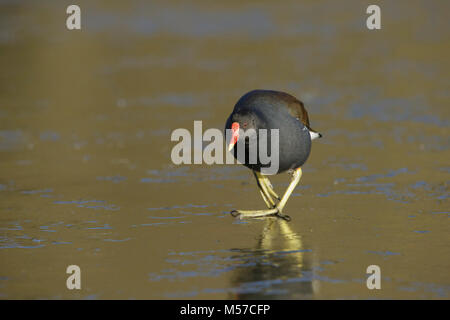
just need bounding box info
[230,208,291,221]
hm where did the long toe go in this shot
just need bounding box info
[230,208,279,219]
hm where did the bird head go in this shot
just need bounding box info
[226,112,259,152]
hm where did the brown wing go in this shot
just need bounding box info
[270,91,320,134]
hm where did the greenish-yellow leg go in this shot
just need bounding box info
[231,168,302,220]
[277,168,302,213]
[258,173,281,201]
[252,171,276,208]
[259,190,273,209]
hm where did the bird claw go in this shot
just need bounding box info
[275,213,291,221]
[230,210,240,218]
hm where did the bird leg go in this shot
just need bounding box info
[253,171,276,208]
[231,168,302,220]
[277,167,302,213]
[259,173,281,201]
[259,190,273,209]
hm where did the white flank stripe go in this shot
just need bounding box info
[309,131,321,140]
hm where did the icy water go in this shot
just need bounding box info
[0,1,449,299]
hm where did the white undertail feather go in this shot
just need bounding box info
[309,130,322,141]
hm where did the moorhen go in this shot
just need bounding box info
[225,89,322,220]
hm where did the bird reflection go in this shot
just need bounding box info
[228,218,317,299]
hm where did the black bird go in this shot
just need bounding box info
[225,89,322,220]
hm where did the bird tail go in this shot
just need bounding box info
[309,129,322,140]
